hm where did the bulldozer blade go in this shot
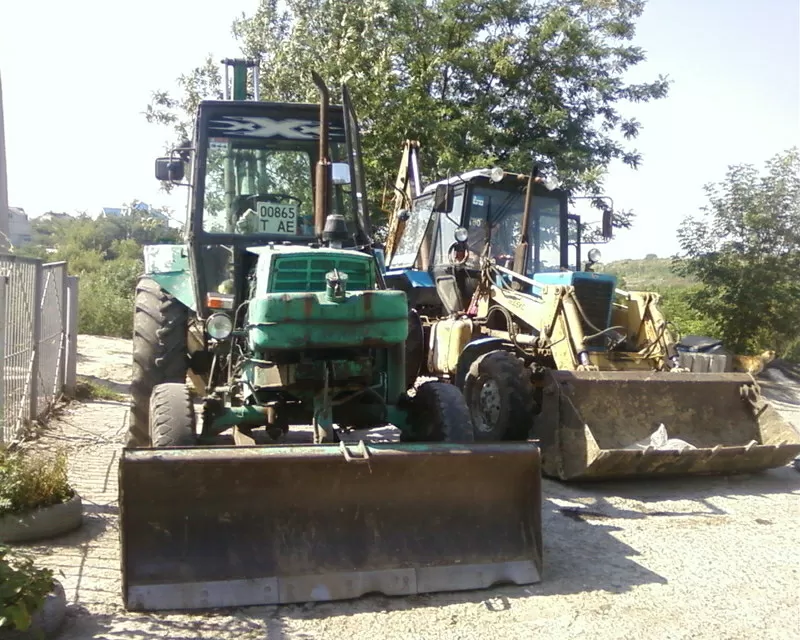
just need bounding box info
[119,441,542,611]
[536,370,800,481]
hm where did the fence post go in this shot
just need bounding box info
[0,273,6,443]
[56,266,67,396]
[28,261,42,421]
[64,275,78,396]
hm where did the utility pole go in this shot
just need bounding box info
[0,70,10,252]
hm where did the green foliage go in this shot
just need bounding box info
[602,256,695,290]
[657,285,718,340]
[74,377,125,402]
[600,258,714,342]
[146,0,669,237]
[21,204,181,338]
[0,447,73,517]
[0,545,54,632]
[675,148,800,355]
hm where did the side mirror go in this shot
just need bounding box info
[602,208,613,240]
[155,157,185,182]
[432,184,454,213]
[331,162,351,185]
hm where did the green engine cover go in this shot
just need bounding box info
[248,290,409,351]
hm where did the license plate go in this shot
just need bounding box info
[256,202,298,235]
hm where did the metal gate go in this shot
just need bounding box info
[0,255,76,444]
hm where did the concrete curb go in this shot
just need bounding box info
[0,494,83,543]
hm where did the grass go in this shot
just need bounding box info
[73,376,126,402]
[0,447,75,517]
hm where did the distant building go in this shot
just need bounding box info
[39,211,73,222]
[99,202,169,226]
[8,206,31,246]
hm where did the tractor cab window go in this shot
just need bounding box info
[201,138,354,238]
[567,215,580,271]
[466,185,563,274]
[389,197,435,270]
[433,191,465,265]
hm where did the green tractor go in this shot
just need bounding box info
[118,59,542,611]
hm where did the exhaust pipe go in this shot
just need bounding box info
[312,71,331,239]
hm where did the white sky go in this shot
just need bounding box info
[1,0,798,261]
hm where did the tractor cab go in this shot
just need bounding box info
[383,166,607,317]
[150,59,374,320]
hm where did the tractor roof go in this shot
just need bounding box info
[246,244,372,260]
[421,168,528,195]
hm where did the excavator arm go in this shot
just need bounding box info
[384,140,422,264]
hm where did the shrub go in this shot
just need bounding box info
[0,545,54,631]
[0,447,74,517]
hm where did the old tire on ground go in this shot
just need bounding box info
[407,381,474,443]
[149,383,197,447]
[128,277,189,448]
[462,349,536,441]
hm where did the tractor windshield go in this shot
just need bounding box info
[201,137,354,237]
[466,186,562,274]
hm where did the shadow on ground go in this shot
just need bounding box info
[78,375,131,397]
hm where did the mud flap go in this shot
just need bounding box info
[119,441,542,611]
[535,370,800,481]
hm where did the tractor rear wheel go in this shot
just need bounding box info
[128,277,189,448]
[462,350,536,441]
[407,381,474,443]
[149,383,197,447]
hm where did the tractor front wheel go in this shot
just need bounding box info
[407,381,474,443]
[149,383,197,447]
[462,350,536,441]
[128,277,189,448]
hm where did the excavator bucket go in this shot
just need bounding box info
[119,441,542,611]
[536,370,800,481]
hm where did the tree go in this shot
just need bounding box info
[145,0,669,237]
[675,147,800,354]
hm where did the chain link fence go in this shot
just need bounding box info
[0,254,79,444]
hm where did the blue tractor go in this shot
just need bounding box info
[381,141,800,481]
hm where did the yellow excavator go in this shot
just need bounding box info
[380,140,800,481]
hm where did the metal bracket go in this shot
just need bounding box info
[339,440,372,472]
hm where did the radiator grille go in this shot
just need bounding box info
[270,256,374,293]
[572,278,614,347]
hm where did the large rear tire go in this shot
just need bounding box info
[407,381,474,443]
[128,277,189,448]
[149,383,197,447]
[462,350,536,441]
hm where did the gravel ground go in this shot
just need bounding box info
[15,335,800,639]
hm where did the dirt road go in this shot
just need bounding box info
[19,335,800,639]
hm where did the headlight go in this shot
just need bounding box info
[587,248,602,263]
[207,313,233,340]
[489,166,505,182]
[542,174,561,191]
[454,226,469,242]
